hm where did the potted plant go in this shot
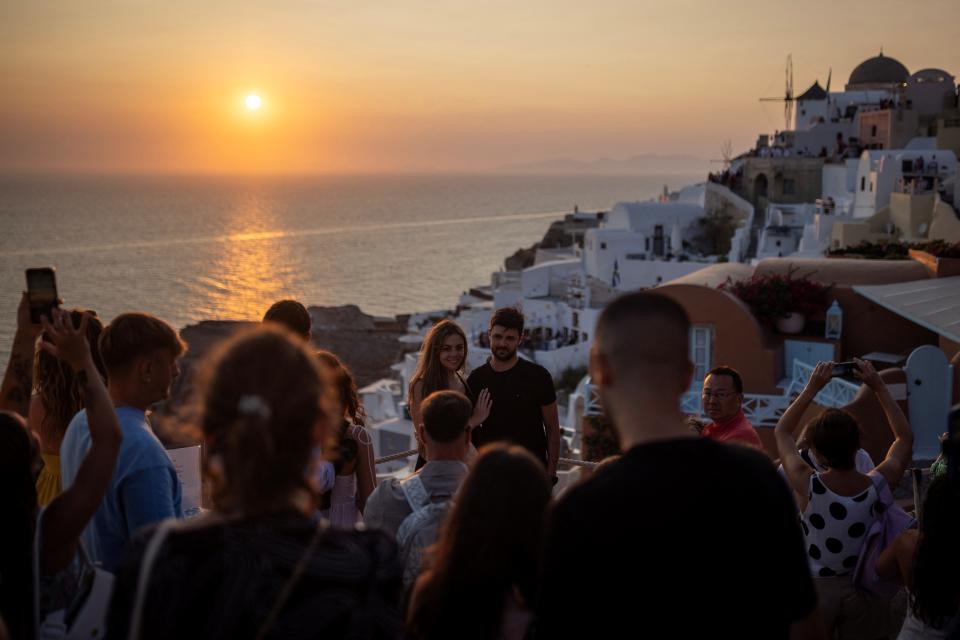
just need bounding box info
[718,268,831,334]
[827,240,911,260]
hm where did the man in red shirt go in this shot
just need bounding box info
[701,366,763,449]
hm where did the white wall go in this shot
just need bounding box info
[822,162,855,202]
[675,183,707,206]
[457,304,493,338]
[493,281,523,309]
[854,148,959,218]
[615,259,712,290]
[583,229,648,284]
[522,297,564,331]
[853,151,892,218]
[830,90,892,119]
[521,259,581,298]
[757,228,801,259]
[795,98,830,131]
[532,343,591,379]
[793,121,856,156]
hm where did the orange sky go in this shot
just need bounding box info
[2,0,958,174]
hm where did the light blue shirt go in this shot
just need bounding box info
[60,406,183,572]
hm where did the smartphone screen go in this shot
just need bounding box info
[831,362,857,378]
[26,267,59,324]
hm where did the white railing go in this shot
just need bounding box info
[583,360,862,427]
[574,375,605,417]
[785,359,862,408]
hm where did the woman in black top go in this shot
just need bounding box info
[409,320,490,469]
[106,327,403,640]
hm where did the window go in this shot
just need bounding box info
[625,253,646,260]
[645,238,651,251]
[600,242,607,250]
[783,178,796,195]
[860,176,866,191]
[689,326,714,382]
[572,312,579,328]
[653,225,665,257]
[870,180,874,192]
[871,125,877,137]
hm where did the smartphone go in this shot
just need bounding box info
[831,361,858,378]
[25,267,59,324]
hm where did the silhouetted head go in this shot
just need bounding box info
[263,299,311,341]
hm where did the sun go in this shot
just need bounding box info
[245,93,262,111]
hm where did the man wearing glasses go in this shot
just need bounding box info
[700,366,763,449]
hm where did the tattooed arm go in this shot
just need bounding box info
[0,293,40,417]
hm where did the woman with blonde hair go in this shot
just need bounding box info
[409,320,490,469]
[30,309,106,505]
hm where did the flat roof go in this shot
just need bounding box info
[853,276,960,342]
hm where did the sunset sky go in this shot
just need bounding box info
[2,0,958,174]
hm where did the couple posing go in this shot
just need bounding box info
[409,307,560,483]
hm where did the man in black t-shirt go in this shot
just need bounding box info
[537,292,824,639]
[468,307,560,482]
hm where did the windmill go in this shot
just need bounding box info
[710,139,735,171]
[759,54,795,131]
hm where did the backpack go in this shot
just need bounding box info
[33,508,115,640]
[853,470,915,598]
[396,475,452,588]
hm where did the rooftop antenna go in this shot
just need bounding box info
[825,67,832,93]
[759,54,795,131]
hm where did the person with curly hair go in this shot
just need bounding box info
[29,308,106,505]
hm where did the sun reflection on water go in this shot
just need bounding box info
[194,193,302,320]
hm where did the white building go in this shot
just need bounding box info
[755,202,820,259]
[852,140,958,219]
[581,201,712,289]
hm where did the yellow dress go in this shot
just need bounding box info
[37,453,62,507]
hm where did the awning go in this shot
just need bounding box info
[853,276,960,343]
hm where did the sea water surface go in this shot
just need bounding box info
[0,172,703,356]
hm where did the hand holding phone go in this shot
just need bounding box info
[25,267,60,325]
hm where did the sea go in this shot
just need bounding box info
[0,172,703,359]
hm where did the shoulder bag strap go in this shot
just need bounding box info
[400,475,431,512]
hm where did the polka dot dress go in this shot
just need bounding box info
[800,474,880,577]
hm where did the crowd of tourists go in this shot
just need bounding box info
[1,289,958,639]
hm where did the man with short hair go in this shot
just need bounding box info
[468,307,560,483]
[364,390,471,537]
[538,292,823,639]
[701,365,763,448]
[263,299,311,342]
[60,313,187,571]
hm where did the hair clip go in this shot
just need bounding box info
[238,394,272,420]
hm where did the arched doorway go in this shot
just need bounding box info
[754,173,768,199]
